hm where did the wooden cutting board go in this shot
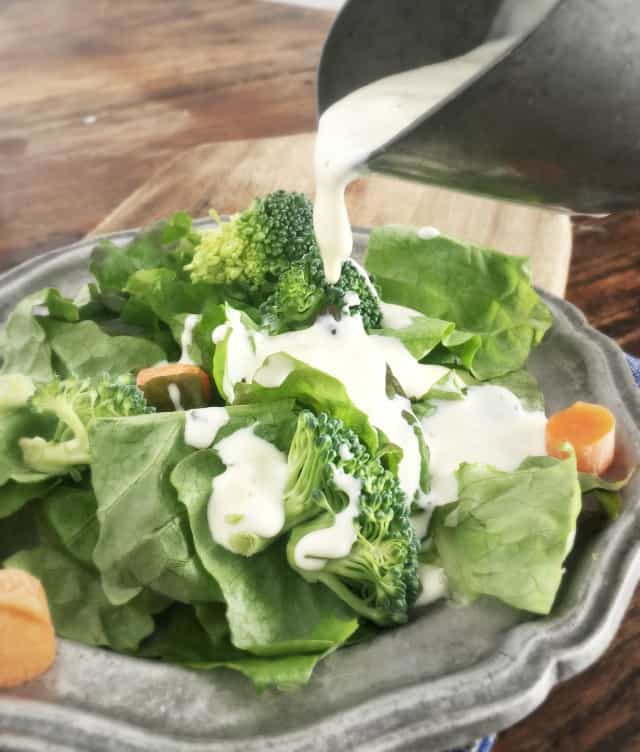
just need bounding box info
[91,133,572,297]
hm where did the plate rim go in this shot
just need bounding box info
[0,225,639,752]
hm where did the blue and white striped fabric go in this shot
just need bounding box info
[446,354,640,752]
[450,736,497,752]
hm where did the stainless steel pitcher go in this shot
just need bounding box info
[317,0,640,214]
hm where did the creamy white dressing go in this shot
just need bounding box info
[410,510,432,541]
[417,226,441,240]
[178,313,201,365]
[422,385,547,505]
[294,467,361,571]
[184,407,229,449]
[208,425,288,552]
[339,444,354,461]
[221,311,426,501]
[215,308,256,401]
[415,564,449,606]
[167,383,183,411]
[379,301,422,330]
[313,37,515,279]
[370,334,450,399]
[343,291,361,308]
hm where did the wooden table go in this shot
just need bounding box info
[2,1,639,749]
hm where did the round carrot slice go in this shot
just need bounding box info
[136,363,211,411]
[546,401,616,475]
[0,569,56,688]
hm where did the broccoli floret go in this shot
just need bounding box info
[259,255,383,334]
[326,260,382,331]
[259,253,327,334]
[287,410,420,626]
[19,376,154,476]
[187,191,319,297]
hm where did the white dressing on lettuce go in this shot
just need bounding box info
[184,407,229,449]
[219,311,427,501]
[379,301,422,329]
[422,384,547,505]
[294,467,361,571]
[369,334,450,399]
[167,383,183,412]
[415,564,448,606]
[410,510,431,541]
[417,226,440,240]
[178,313,201,365]
[214,308,256,401]
[208,425,288,552]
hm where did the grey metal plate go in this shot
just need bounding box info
[0,222,639,752]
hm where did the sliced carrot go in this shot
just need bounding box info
[0,569,56,688]
[136,363,211,411]
[546,401,616,475]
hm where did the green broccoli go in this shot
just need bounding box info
[286,410,420,626]
[259,253,327,334]
[187,191,319,297]
[19,376,154,476]
[259,255,383,334]
[326,260,382,331]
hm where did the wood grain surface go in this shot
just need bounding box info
[2,1,639,750]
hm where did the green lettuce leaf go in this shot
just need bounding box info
[171,448,359,656]
[578,468,635,521]
[0,291,56,381]
[372,310,457,360]
[457,368,545,412]
[41,320,166,379]
[0,407,56,486]
[0,479,57,520]
[430,453,581,614]
[38,483,99,564]
[141,603,332,691]
[125,268,225,324]
[90,215,200,293]
[234,355,380,453]
[365,227,552,379]
[5,546,156,652]
[579,468,635,495]
[90,412,219,605]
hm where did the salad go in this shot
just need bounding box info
[0,190,631,691]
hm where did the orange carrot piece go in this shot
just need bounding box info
[546,401,616,475]
[136,363,211,410]
[0,569,56,688]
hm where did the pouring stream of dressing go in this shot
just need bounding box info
[313,37,515,281]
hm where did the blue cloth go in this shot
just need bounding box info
[626,354,640,385]
[451,736,497,752]
[447,354,640,752]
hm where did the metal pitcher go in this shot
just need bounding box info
[317,0,640,214]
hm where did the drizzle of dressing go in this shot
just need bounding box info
[343,291,361,308]
[167,383,183,411]
[369,334,450,399]
[184,407,229,449]
[339,444,354,461]
[421,385,547,505]
[417,226,441,240]
[215,308,256,401]
[179,314,201,365]
[379,301,422,330]
[410,510,432,541]
[208,425,288,552]
[294,467,361,571]
[415,564,449,606]
[219,311,428,501]
[313,37,515,281]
